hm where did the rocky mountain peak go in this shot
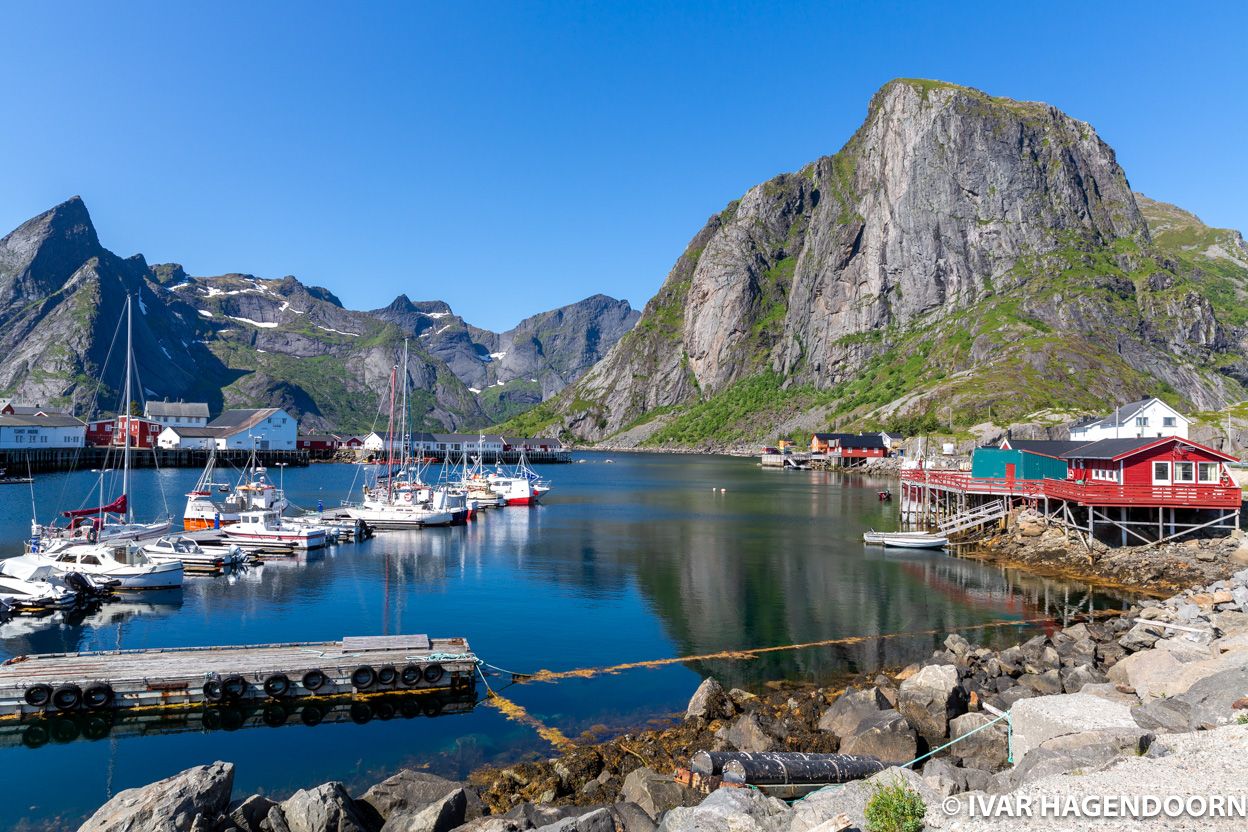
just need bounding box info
[0,195,103,298]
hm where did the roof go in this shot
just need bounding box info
[1061,436,1236,463]
[0,400,69,416]
[504,436,564,448]
[1074,398,1185,431]
[0,414,86,428]
[144,401,210,419]
[207,408,283,434]
[161,426,223,438]
[297,434,340,443]
[1002,439,1088,458]
[838,434,886,448]
[883,432,904,439]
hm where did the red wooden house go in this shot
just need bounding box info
[1059,436,1236,496]
[86,418,117,447]
[297,434,341,452]
[341,435,365,450]
[114,416,164,449]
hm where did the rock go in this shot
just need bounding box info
[1059,664,1107,693]
[920,759,993,797]
[1019,521,1044,537]
[1010,693,1140,760]
[1004,728,1154,789]
[944,634,971,655]
[503,804,586,829]
[898,663,964,741]
[279,782,370,832]
[1017,669,1062,696]
[837,710,918,764]
[727,689,758,710]
[1132,664,1248,733]
[685,677,733,721]
[789,766,940,832]
[1106,646,1184,701]
[448,818,529,832]
[816,687,889,737]
[721,713,774,753]
[80,762,235,832]
[947,712,1009,772]
[360,772,475,828]
[1078,682,1140,706]
[656,786,792,832]
[230,796,278,832]
[261,806,293,832]
[610,803,657,832]
[383,790,467,832]
[532,808,614,832]
[1118,624,1161,652]
[620,768,701,821]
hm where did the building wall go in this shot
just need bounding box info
[0,424,86,449]
[972,449,1069,481]
[1072,401,1189,442]
[216,411,297,450]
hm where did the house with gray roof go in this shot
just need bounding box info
[1068,398,1189,443]
[144,400,210,427]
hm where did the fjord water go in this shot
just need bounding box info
[0,454,1127,829]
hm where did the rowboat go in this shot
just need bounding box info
[871,531,948,549]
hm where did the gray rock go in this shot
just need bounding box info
[898,663,964,741]
[720,713,774,752]
[609,803,657,832]
[620,768,701,821]
[656,787,792,832]
[838,709,918,764]
[79,761,235,832]
[532,808,614,832]
[1119,624,1161,652]
[789,766,939,832]
[1005,728,1154,789]
[451,818,531,832]
[383,790,466,832]
[685,677,733,721]
[921,759,994,797]
[1132,664,1248,732]
[817,687,890,737]
[1060,663,1106,693]
[279,782,369,832]
[360,772,475,828]
[261,806,293,832]
[947,712,1009,772]
[230,795,277,832]
[1017,669,1062,696]
[1010,693,1140,760]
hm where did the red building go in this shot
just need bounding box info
[86,418,117,447]
[114,416,164,449]
[341,435,365,450]
[297,434,341,452]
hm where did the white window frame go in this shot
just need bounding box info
[1152,461,1171,484]
[1198,462,1220,484]
[1174,461,1195,484]
[1163,416,1177,428]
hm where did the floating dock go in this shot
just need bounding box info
[0,634,476,719]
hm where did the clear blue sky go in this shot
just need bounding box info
[1,1,1244,330]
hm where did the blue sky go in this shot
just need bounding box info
[1,1,1244,330]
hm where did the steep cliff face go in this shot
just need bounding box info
[528,80,1248,445]
[0,200,637,431]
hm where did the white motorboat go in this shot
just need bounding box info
[487,475,539,506]
[224,510,328,549]
[142,536,244,573]
[183,454,289,531]
[0,557,81,612]
[344,502,453,530]
[34,542,184,590]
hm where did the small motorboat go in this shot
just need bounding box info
[0,467,33,485]
[143,536,244,573]
[877,489,892,501]
[0,557,82,612]
[224,510,329,549]
[30,542,184,590]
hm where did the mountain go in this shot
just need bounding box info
[511,79,1248,447]
[0,199,637,431]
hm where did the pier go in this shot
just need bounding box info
[0,447,310,474]
[0,634,476,720]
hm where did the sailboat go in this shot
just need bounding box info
[28,296,184,591]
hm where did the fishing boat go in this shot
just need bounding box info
[488,448,550,505]
[224,510,328,549]
[142,536,244,573]
[864,531,948,549]
[183,453,289,530]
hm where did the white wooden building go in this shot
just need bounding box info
[1069,398,1190,442]
[144,401,210,428]
[156,426,220,450]
[207,408,297,450]
[0,414,87,449]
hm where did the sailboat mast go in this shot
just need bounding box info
[386,364,397,503]
[122,294,134,524]
[401,338,410,467]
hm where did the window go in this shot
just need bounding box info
[1152,461,1171,484]
[1136,416,1149,427]
[1174,462,1195,483]
[1199,462,1220,483]
[1163,417,1176,428]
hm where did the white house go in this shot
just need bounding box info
[207,408,297,450]
[1069,398,1189,442]
[432,434,505,454]
[0,414,86,449]
[880,432,904,450]
[144,401,210,427]
[156,426,220,450]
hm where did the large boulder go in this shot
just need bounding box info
[278,782,370,832]
[1132,664,1248,733]
[1010,693,1140,760]
[656,788,791,832]
[947,712,1009,772]
[898,664,964,741]
[359,771,477,828]
[789,766,939,832]
[719,713,775,753]
[230,795,278,832]
[619,768,701,821]
[79,762,235,832]
[685,677,733,721]
[817,687,890,737]
[532,808,615,832]
[1107,648,1183,700]
[1004,728,1153,789]
[837,710,918,764]
[383,789,466,832]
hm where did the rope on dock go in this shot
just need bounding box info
[510,612,1115,684]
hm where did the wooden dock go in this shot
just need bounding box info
[0,634,476,720]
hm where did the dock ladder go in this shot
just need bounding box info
[938,499,1009,536]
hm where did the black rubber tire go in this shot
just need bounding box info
[263,674,291,698]
[300,704,325,727]
[203,679,224,703]
[377,665,398,687]
[400,664,422,687]
[422,698,444,717]
[51,684,82,712]
[24,684,52,708]
[221,675,248,701]
[82,714,113,741]
[83,684,114,710]
[351,665,377,691]
[301,669,328,692]
[373,701,396,721]
[423,663,444,685]
[262,703,288,727]
[21,723,49,749]
[50,717,80,743]
[349,702,373,724]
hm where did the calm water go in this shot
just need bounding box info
[0,454,1129,829]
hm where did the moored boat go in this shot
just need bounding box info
[223,510,328,550]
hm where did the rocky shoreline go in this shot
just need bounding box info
[76,528,1248,831]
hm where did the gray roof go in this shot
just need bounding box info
[162,426,224,438]
[145,401,210,419]
[1076,398,1177,430]
[1004,439,1089,458]
[1061,437,1161,461]
[0,414,86,428]
[207,408,283,433]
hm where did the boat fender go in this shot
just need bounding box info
[83,683,114,710]
[221,675,249,701]
[351,665,377,691]
[423,663,445,684]
[263,673,291,698]
[301,669,328,692]
[23,684,53,708]
[203,678,225,703]
[51,683,82,712]
[400,664,423,687]
[376,666,398,687]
